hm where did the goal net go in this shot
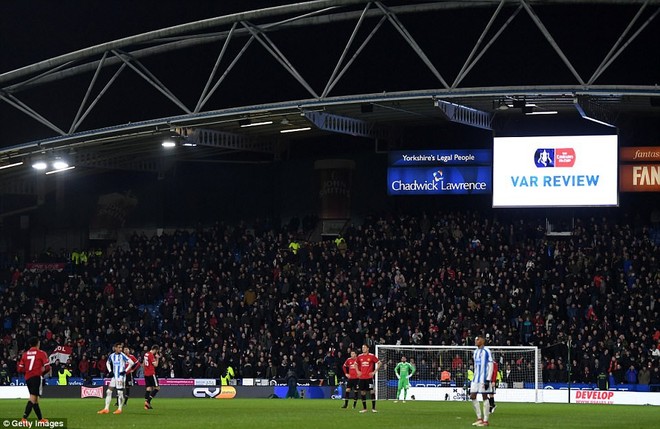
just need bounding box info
[375,345,542,403]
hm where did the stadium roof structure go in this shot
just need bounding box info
[0,0,659,201]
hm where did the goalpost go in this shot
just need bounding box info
[375,345,542,403]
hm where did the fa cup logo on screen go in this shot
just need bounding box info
[534,148,575,168]
[534,148,554,167]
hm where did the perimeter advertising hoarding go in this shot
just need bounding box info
[387,166,491,195]
[492,135,618,207]
[389,149,492,166]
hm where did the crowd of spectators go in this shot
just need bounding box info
[0,209,659,388]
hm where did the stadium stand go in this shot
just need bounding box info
[1,211,658,390]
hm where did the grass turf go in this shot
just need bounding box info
[0,398,657,429]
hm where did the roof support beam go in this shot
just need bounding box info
[112,50,192,114]
[574,95,617,127]
[434,99,493,130]
[181,128,275,153]
[0,93,66,135]
[70,60,128,134]
[375,2,449,88]
[241,21,319,98]
[521,0,585,85]
[69,52,109,133]
[322,2,374,98]
[322,14,388,97]
[74,152,162,172]
[302,110,396,140]
[588,2,660,84]
[197,34,256,112]
[452,1,522,89]
[196,22,238,113]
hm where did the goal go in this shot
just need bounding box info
[375,345,542,403]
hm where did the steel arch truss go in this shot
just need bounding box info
[1,0,659,161]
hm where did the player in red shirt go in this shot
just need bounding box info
[17,337,51,424]
[115,346,140,406]
[341,350,360,409]
[143,345,160,410]
[489,359,499,413]
[356,344,381,413]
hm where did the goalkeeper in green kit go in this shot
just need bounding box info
[394,355,416,402]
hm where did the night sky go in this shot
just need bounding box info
[1,1,294,71]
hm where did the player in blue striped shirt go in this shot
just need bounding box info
[98,342,136,415]
[470,335,493,427]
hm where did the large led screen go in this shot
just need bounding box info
[493,135,618,207]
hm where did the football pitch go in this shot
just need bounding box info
[0,399,657,429]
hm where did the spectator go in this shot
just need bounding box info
[451,354,464,371]
[159,359,173,378]
[0,363,10,385]
[625,364,638,384]
[57,365,72,385]
[96,355,107,377]
[181,356,193,378]
[241,359,254,379]
[265,360,278,379]
[440,369,451,386]
[650,366,660,388]
[187,359,201,378]
[78,354,89,379]
[51,360,61,381]
[205,359,222,380]
[613,363,625,385]
[638,362,651,385]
